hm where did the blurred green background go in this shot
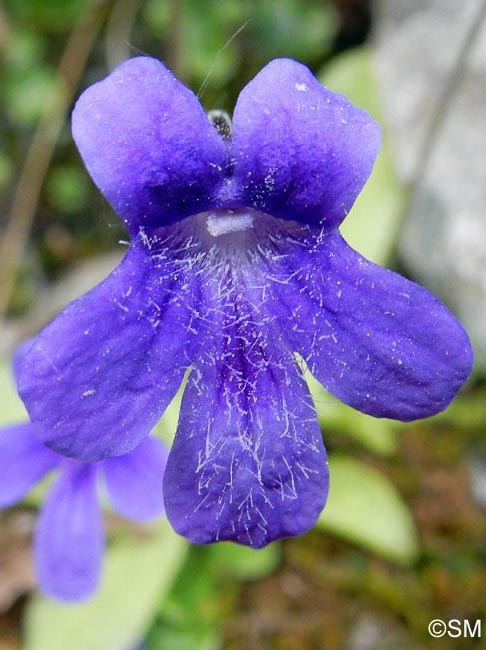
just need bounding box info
[0,1,485,649]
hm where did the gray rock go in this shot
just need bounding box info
[469,452,486,510]
[347,613,409,650]
[373,0,486,371]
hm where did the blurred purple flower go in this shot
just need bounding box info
[0,423,167,601]
[17,57,473,549]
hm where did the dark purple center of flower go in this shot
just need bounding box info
[148,207,315,269]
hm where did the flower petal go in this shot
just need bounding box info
[34,464,104,601]
[102,436,168,520]
[17,242,197,461]
[231,58,381,227]
[72,56,228,234]
[0,423,59,508]
[12,338,35,382]
[164,312,328,548]
[272,232,474,420]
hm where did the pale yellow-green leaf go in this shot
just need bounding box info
[24,521,188,650]
[151,381,184,446]
[317,455,419,565]
[319,47,406,265]
[0,359,28,426]
[208,540,281,580]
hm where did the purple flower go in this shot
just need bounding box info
[17,57,473,549]
[0,422,168,601]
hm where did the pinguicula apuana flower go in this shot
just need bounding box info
[0,421,168,601]
[17,58,473,549]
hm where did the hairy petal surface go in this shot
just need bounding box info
[164,289,328,548]
[72,56,228,234]
[231,58,381,227]
[272,232,473,420]
[17,241,197,461]
[35,464,103,601]
[102,436,168,520]
[0,423,59,507]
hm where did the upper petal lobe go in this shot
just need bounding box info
[72,57,228,234]
[231,58,381,227]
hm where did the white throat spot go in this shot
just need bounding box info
[206,212,254,238]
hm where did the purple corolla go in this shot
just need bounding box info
[0,422,167,601]
[17,57,473,549]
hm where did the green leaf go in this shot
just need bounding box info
[148,626,219,650]
[5,28,47,69]
[319,48,406,265]
[147,546,223,650]
[47,165,90,214]
[5,66,58,126]
[426,390,486,431]
[181,0,245,88]
[6,0,86,31]
[24,522,188,650]
[250,0,337,61]
[207,541,281,580]
[317,455,419,565]
[151,382,184,446]
[0,359,28,426]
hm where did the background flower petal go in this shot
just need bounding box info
[102,436,168,520]
[231,58,381,227]
[0,423,59,508]
[273,232,474,420]
[72,56,228,234]
[17,243,197,461]
[34,464,104,602]
[164,313,328,549]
